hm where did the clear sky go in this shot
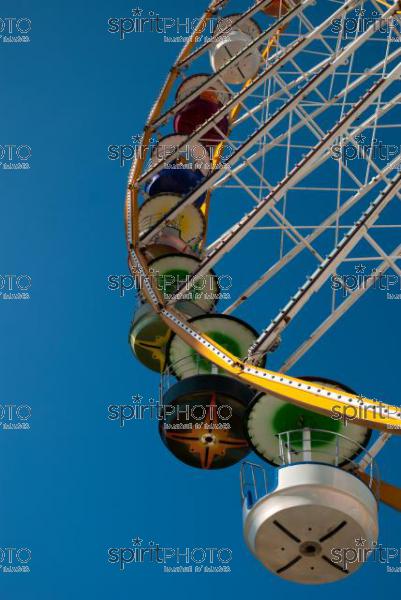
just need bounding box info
[1,0,401,598]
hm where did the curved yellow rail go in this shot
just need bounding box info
[376,0,401,14]
[131,250,401,434]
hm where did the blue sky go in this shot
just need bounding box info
[1,0,401,598]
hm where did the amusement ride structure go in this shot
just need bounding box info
[124,0,401,584]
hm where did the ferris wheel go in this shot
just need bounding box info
[125,0,401,584]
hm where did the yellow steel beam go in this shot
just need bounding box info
[156,303,401,433]
[360,472,401,511]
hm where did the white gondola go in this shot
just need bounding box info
[210,15,262,84]
[241,446,379,584]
